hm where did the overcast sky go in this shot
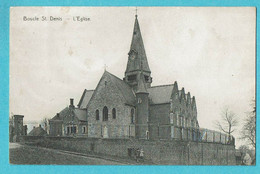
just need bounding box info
[10,7,255,147]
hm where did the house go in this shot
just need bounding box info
[28,125,47,136]
[49,99,88,136]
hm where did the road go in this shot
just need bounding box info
[9,143,126,165]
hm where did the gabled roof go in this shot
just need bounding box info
[78,89,95,109]
[191,96,197,108]
[28,126,47,136]
[50,113,62,121]
[51,107,87,122]
[55,107,70,120]
[148,84,174,104]
[105,71,136,105]
[125,15,150,73]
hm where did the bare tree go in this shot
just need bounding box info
[41,117,49,134]
[9,113,14,142]
[9,113,14,127]
[240,100,256,149]
[214,106,238,138]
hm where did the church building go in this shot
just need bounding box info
[49,14,199,140]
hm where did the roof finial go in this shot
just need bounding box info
[104,64,108,72]
[135,7,138,18]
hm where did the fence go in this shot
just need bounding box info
[86,123,235,145]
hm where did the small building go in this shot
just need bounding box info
[49,99,88,136]
[28,125,47,136]
[9,115,27,142]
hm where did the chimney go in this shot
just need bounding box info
[70,98,74,108]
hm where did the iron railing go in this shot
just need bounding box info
[86,123,235,145]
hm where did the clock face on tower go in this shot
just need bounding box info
[130,54,136,60]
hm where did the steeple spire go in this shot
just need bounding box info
[124,13,152,90]
[126,14,151,73]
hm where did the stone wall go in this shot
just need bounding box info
[87,72,135,138]
[20,136,236,165]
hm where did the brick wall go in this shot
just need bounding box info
[21,136,236,165]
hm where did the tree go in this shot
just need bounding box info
[9,114,14,127]
[240,100,256,149]
[9,113,14,142]
[41,117,49,134]
[214,106,238,139]
[238,145,250,152]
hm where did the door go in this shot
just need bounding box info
[103,125,108,138]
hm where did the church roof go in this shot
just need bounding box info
[78,89,95,109]
[148,84,174,104]
[125,15,151,73]
[105,71,136,105]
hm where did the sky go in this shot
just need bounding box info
[10,7,255,147]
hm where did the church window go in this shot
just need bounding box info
[70,126,76,134]
[131,108,135,124]
[112,108,116,119]
[128,75,136,82]
[191,119,195,127]
[82,126,86,134]
[179,116,184,127]
[96,110,99,120]
[103,106,108,121]
[67,126,70,134]
[144,75,149,82]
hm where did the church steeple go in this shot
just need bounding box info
[124,14,152,90]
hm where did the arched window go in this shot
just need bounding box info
[103,106,108,121]
[131,108,135,124]
[191,119,194,127]
[112,108,116,119]
[96,110,99,120]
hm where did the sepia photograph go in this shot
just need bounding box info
[9,7,255,165]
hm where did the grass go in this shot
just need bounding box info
[9,145,124,165]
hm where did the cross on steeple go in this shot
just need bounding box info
[103,64,108,71]
[135,7,138,17]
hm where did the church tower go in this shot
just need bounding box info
[135,70,149,139]
[124,14,152,91]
